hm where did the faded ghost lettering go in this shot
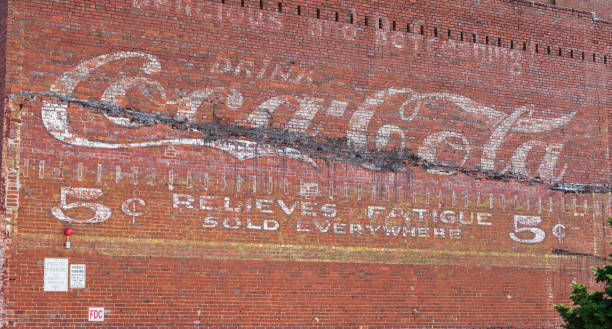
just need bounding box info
[41,52,315,165]
[501,141,567,181]
[376,31,524,75]
[202,217,280,231]
[41,52,575,182]
[133,0,282,30]
[51,187,112,223]
[418,131,470,167]
[174,194,337,218]
[211,55,313,84]
[49,186,558,244]
[509,215,546,244]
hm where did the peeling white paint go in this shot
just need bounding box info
[41,52,576,181]
[41,52,316,166]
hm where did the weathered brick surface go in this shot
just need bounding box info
[0,0,7,212]
[556,0,612,21]
[0,0,611,328]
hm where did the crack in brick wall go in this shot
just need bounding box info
[15,91,610,194]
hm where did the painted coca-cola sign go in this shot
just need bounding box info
[37,51,601,189]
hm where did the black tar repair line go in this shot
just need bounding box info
[12,91,612,194]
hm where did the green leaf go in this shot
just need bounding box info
[555,217,612,328]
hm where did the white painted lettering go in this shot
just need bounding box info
[199,196,217,211]
[367,206,386,221]
[477,212,492,225]
[300,202,317,217]
[202,216,218,228]
[173,193,194,209]
[321,204,337,218]
[256,199,274,214]
[333,223,347,234]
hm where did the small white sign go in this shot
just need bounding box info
[44,258,68,292]
[70,264,86,289]
[88,307,104,322]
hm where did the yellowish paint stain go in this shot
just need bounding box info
[15,232,601,270]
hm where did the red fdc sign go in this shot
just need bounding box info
[88,307,104,322]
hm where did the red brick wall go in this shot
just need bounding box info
[0,1,8,326]
[555,0,612,21]
[0,0,6,117]
[1,0,611,328]
[0,0,7,211]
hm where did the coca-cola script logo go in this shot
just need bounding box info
[41,51,575,181]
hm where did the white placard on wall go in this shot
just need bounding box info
[88,307,104,321]
[44,258,68,292]
[70,264,86,289]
